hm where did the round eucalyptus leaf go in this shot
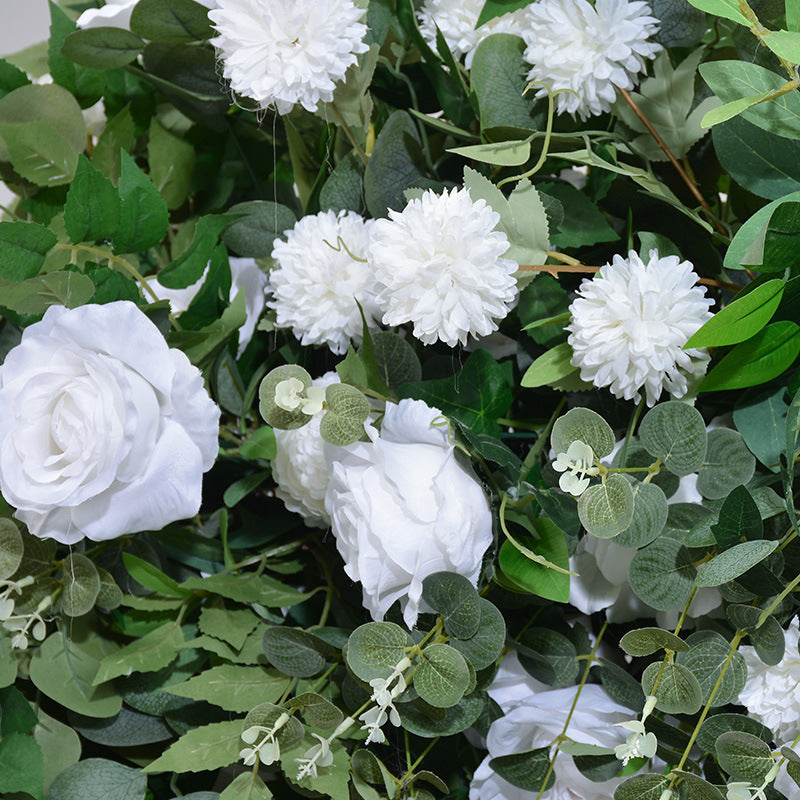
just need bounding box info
[613,442,679,498]
[615,482,668,548]
[319,383,370,446]
[641,660,702,715]
[285,691,343,730]
[695,540,779,587]
[489,747,553,793]
[0,519,23,580]
[671,771,726,800]
[551,407,615,458]
[613,774,670,800]
[421,572,481,639]
[45,758,146,800]
[629,536,696,611]
[619,627,688,657]
[696,713,773,753]
[95,567,123,612]
[449,598,506,670]
[372,330,422,388]
[397,691,485,738]
[414,644,470,708]
[716,731,775,784]
[745,614,786,666]
[258,365,314,430]
[696,428,756,500]
[578,473,634,539]
[261,628,331,678]
[676,630,747,707]
[517,627,579,687]
[639,401,707,477]
[61,553,101,618]
[243,702,304,749]
[346,621,413,683]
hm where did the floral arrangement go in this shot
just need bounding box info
[0,1,799,799]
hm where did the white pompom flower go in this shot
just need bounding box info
[209,0,369,115]
[269,210,379,355]
[418,0,531,67]
[567,250,712,407]
[521,0,661,119]
[368,187,518,347]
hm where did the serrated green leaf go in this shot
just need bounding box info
[0,221,58,282]
[180,571,312,608]
[64,155,122,243]
[93,622,183,685]
[220,772,272,800]
[92,104,134,183]
[143,720,243,774]
[0,121,79,186]
[198,606,260,651]
[167,665,288,712]
[148,118,195,210]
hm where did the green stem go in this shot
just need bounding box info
[757,571,800,628]
[329,102,369,166]
[617,399,645,469]
[396,737,439,795]
[520,397,567,482]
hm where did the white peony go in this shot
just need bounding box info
[470,652,632,800]
[739,616,800,745]
[521,0,661,119]
[417,0,531,68]
[0,302,219,545]
[272,372,340,529]
[368,187,518,347]
[325,398,493,628]
[567,250,713,407]
[78,0,217,30]
[269,210,379,355]
[144,257,268,357]
[209,0,369,115]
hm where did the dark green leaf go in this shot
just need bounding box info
[0,121,79,186]
[222,201,297,259]
[620,627,688,656]
[62,27,145,70]
[0,733,44,800]
[422,572,481,639]
[64,155,122,243]
[489,747,553,793]
[710,486,763,548]
[130,0,213,43]
[262,628,333,678]
[716,731,775,783]
[158,214,234,288]
[629,536,696,611]
[0,221,57,281]
[697,713,773,753]
[448,598,506,670]
[112,150,169,253]
[734,384,788,472]
[695,540,779,586]
[0,58,30,100]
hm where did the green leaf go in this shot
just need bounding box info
[686,280,784,349]
[476,0,532,26]
[70,706,173,748]
[578,474,635,539]
[614,775,671,800]
[319,151,365,214]
[712,116,800,200]
[697,713,773,753]
[746,201,800,272]
[261,628,332,678]
[0,686,38,735]
[319,383,371,446]
[158,214,234,288]
[93,622,183,684]
[47,758,144,800]
[639,401,707,477]
[0,733,44,800]
[0,519,23,579]
[0,57,30,100]
[449,139,531,167]
[448,598,506,669]
[696,429,756,500]
[615,482,668,549]
[701,92,775,128]
[551,407,615,459]
[620,627,689,657]
[220,772,272,800]
[92,105,135,184]
[198,606,260,650]
[61,553,101,617]
[700,61,800,140]
[130,0,213,43]
[244,703,304,750]
[676,630,747,706]
[726,605,785,665]
[285,691,344,729]
[641,660,703,714]
[167,665,289,712]
[521,342,582,389]
[517,627,579,687]
[223,470,270,508]
[64,155,122,243]
[346,622,413,682]
[29,633,122,719]
[671,772,725,800]
[397,349,513,437]
[734,384,788,472]
[695,540,779,587]
[0,121,79,186]
[421,572,481,639]
[34,707,81,794]
[370,331,422,390]
[762,30,800,62]
[414,644,471,708]
[470,33,540,131]
[143,720,243,774]
[398,691,486,738]
[700,322,800,392]
[716,731,775,783]
[540,182,618,249]
[61,27,144,69]
[148,118,195,210]
[489,748,553,793]
[112,150,169,254]
[0,271,95,315]
[180,570,312,608]
[122,553,191,598]
[222,200,297,259]
[629,536,696,611]
[683,0,748,23]
[711,485,763,548]
[95,568,123,612]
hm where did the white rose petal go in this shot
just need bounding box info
[325,398,493,628]
[0,302,220,544]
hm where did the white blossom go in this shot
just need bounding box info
[567,250,713,406]
[274,379,325,415]
[368,187,518,347]
[521,0,661,119]
[359,656,410,743]
[269,210,379,355]
[240,714,290,767]
[552,440,599,496]
[209,0,368,115]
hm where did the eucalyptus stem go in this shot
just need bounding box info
[617,398,645,469]
[757,570,800,628]
[397,737,440,794]
[329,102,369,166]
[520,396,567,481]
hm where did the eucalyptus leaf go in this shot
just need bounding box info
[639,401,707,477]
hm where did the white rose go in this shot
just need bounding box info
[325,398,493,629]
[0,301,220,545]
[272,371,340,529]
[143,257,268,356]
[470,652,632,800]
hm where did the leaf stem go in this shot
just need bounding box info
[329,102,369,166]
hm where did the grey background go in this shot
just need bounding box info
[0,0,50,56]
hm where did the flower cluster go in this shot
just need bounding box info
[359,657,411,744]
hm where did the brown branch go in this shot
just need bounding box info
[615,86,729,239]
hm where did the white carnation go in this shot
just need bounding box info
[269,210,379,355]
[272,372,340,529]
[368,187,518,347]
[418,0,530,67]
[739,616,800,744]
[521,0,661,119]
[209,0,368,115]
[567,250,713,407]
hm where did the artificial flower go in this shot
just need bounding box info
[269,210,379,355]
[417,0,531,67]
[470,651,632,800]
[552,439,599,496]
[739,616,800,744]
[143,257,268,357]
[368,187,518,347]
[567,250,712,406]
[209,0,368,115]
[78,0,217,30]
[0,302,219,544]
[325,398,493,628]
[521,0,661,119]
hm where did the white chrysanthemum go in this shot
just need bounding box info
[269,210,379,355]
[521,0,661,119]
[369,187,518,347]
[418,0,531,67]
[567,250,712,406]
[739,617,800,744]
[209,0,369,115]
[272,372,340,528]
